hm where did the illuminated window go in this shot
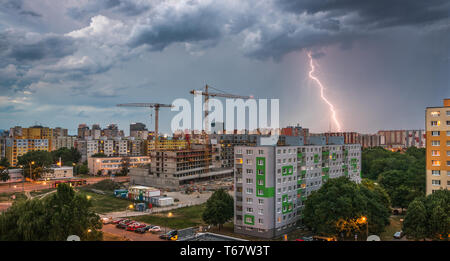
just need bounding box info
[430,111,440,117]
[431,121,440,126]
[432,150,440,156]
[432,160,440,166]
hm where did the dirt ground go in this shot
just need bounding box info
[101,224,165,241]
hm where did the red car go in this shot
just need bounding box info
[126,223,145,231]
[112,218,128,224]
[116,220,135,229]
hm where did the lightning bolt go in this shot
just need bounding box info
[307,52,342,132]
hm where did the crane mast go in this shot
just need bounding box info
[189,84,252,175]
[116,103,173,151]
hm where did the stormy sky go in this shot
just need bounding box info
[0,0,449,135]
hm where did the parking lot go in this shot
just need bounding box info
[101,219,170,241]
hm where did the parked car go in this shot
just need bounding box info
[393,231,404,239]
[159,230,178,240]
[149,226,161,232]
[116,220,134,229]
[101,217,113,224]
[302,236,314,241]
[127,223,146,231]
[135,225,153,234]
[112,218,127,224]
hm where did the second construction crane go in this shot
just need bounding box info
[116,103,173,150]
[190,84,252,174]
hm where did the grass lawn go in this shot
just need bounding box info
[78,188,131,214]
[0,192,27,202]
[134,204,207,229]
[380,215,404,241]
[30,188,56,197]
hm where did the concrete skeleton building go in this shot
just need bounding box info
[426,99,450,195]
[233,138,361,238]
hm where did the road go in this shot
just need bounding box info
[102,224,165,241]
[0,176,129,194]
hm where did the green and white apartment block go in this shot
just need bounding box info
[233,139,361,238]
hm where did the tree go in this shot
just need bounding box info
[403,190,450,241]
[0,158,10,182]
[202,189,234,230]
[0,183,103,241]
[17,151,53,180]
[303,177,390,238]
[91,153,107,157]
[51,147,81,166]
[77,162,89,175]
[119,156,130,176]
[402,198,428,240]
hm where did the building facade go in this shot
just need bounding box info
[5,138,50,166]
[425,99,450,195]
[233,143,361,238]
[88,155,150,176]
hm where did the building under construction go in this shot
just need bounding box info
[130,144,233,189]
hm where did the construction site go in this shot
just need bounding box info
[125,85,250,191]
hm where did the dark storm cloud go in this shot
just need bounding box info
[67,0,150,19]
[0,0,42,17]
[128,5,224,50]
[0,31,76,64]
[276,0,450,29]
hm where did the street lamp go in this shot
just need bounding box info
[126,204,134,217]
[358,216,368,240]
[165,212,173,235]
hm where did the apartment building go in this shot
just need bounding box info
[5,138,49,166]
[377,129,425,149]
[76,138,129,162]
[145,139,188,152]
[88,155,150,176]
[233,142,361,238]
[426,99,450,195]
[51,136,77,151]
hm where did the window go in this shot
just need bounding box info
[258,209,263,215]
[432,170,440,176]
[447,111,450,116]
[432,160,440,166]
[246,178,253,184]
[258,150,264,155]
[246,150,253,155]
[432,150,440,156]
[432,180,441,186]
[447,161,450,166]
[447,131,450,136]
[246,198,253,204]
[258,199,264,205]
[246,188,253,194]
[432,140,440,146]
[447,151,450,157]
[432,131,440,136]
[246,207,253,213]
[430,111,440,117]
[431,121,440,126]
[447,141,450,146]
[258,219,263,224]
[447,121,450,126]
[246,169,253,174]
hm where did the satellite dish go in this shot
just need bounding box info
[367,235,380,241]
[67,235,81,241]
